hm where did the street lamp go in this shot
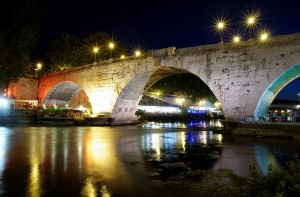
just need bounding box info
[93,47,99,62]
[35,63,42,71]
[120,55,125,59]
[232,35,241,44]
[108,42,115,58]
[135,50,141,58]
[298,93,300,103]
[108,42,115,50]
[216,21,226,43]
[246,16,256,39]
[259,32,269,43]
[35,62,42,78]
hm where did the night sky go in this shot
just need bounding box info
[35,0,300,101]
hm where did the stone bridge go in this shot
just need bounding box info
[38,33,300,124]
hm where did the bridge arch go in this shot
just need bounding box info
[111,66,222,124]
[254,63,300,119]
[43,81,91,110]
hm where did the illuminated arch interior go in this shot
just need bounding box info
[112,66,222,119]
[254,64,300,118]
[143,67,189,92]
[43,81,91,109]
[113,67,188,109]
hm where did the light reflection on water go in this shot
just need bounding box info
[27,132,43,197]
[0,126,299,196]
[142,119,223,129]
[0,127,10,195]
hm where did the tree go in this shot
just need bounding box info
[46,32,128,72]
[148,74,217,103]
[45,33,81,72]
[0,0,42,94]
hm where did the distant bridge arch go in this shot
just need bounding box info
[255,63,300,118]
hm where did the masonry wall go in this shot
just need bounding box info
[8,78,38,100]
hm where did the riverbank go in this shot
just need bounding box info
[230,122,300,140]
[2,114,300,141]
[0,114,113,126]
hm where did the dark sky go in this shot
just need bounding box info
[35,0,300,101]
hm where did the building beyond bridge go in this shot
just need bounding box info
[7,33,300,125]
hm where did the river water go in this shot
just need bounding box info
[0,122,299,196]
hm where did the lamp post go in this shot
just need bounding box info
[135,50,141,58]
[108,42,115,58]
[246,16,256,39]
[259,32,269,43]
[93,47,99,62]
[298,93,300,104]
[216,21,225,43]
[35,62,42,78]
[232,35,241,45]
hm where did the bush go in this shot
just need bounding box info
[224,158,300,197]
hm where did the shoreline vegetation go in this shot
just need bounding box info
[152,158,300,197]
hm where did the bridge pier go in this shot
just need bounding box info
[111,117,138,126]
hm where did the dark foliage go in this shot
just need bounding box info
[0,0,42,93]
[148,74,217,103]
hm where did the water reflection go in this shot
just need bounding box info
[81,177,112,197]
[100,185,112,197]
[142,119,223,129]
[27,130,43,197]
[181,132,186,152]
[81,177,97,197]
[0,126,299,196]
[85,137,113,177]
[187,119,223,128]
[255,144,283,175]
[0,127,9,195]
[141,130,223,164]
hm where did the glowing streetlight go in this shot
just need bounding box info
[120,55,125,59]
[108,42,115,50]
[35,63,42,71]
[108,41,116,59]
[34,62,42,78]
[259,32,269,42]
[217,22,224,29]
[93,47,99,62]
[247,17,255,25]
[135,50,141,58]
[233,36,241,44]
[246,16,256,39]
[216,21,226,43]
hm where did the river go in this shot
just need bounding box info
[0,122,299,196]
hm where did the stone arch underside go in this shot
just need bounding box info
[43,81,84,105]
[254,63,300,119]
[111,66,210,124]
